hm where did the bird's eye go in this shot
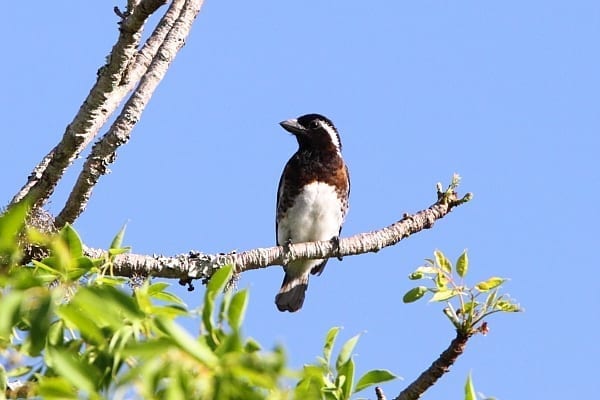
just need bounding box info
[309,120,320,129]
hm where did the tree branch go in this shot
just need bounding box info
[85,179,472,283]
[394,330,472,400]
[9,1,168,210]
[56,0,204,227]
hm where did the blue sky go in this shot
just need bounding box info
[2,1,599,398]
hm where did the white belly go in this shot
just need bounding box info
[278,181,344,245]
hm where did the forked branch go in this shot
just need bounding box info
[56,0,203,227]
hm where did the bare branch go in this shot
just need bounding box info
[376,386,388,400]
[85,184,472,282]
[394,330,472,400]
[9,1,168,209]
[56,0,204,227]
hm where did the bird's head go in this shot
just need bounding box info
[279,113,342,153]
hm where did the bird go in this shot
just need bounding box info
[275,113,350,312]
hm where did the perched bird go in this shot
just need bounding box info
[275,114,350,312]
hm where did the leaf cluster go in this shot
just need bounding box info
[403,250,521,335]
[296,327,396,399]
[0,205,396,399]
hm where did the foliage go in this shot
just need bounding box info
[465,373,497,400]
[0,207,396,399]
[295,327,396,400]
[404,249,521,335]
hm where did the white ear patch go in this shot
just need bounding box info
[317,120,341,151]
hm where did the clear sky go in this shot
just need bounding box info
[2,1,599,398]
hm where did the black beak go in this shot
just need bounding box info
[279,119,306,135]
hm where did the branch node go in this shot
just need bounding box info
[129,271,147,290]
[113,6,129,21]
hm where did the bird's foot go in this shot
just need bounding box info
[330,235,343,261]
[282,238,293,265]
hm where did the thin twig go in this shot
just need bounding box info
[56,0,204,227]
[376,386,387,400]
[9,1,168,210]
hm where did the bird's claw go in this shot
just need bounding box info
[330,235,343,261]
[282,238,293,265]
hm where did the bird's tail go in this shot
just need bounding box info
[275,273,309,312]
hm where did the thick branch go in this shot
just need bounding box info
[56,0,204,227]
[9,1,167,209]
[87,184,471,282]
[394,330,472,400]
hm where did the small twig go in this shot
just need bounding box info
[376,386,388,400]
[114,6,128,20]
[394,330,472,400]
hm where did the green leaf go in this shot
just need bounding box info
[227,289,249,330]
[408,271,424,280]
[107,247,131,256]
[456,250,469,278]
[335,334,360,372]
[496,300,521,312]
[403,286,427,303]
[46,347,99,393]
[147,282,170,294]
[166,368,187,400]
[434,249,452,273]
[296,365,329,399]
[461,301,478,315]
[42,243,69,273]
[151,290,186,306]
[6,365,33,378]
[56,306,104,345]
[123,337,175,358]
[207,265,233,294]
[338,356,355,400]
[94,275,128,286]
[60,224,83,258]
[23,291,52,356]
[32,259,59,274]
[0,291,24,337]
[244,338,261,352]
[354,369,397,393]
[475,277,505,292]
[37,376,78,399]
[154,317,218,367]
[323,326,341,365]
[430,288,459,302]
[71,286,143,330]
[0,364,5,393]
[415,265,438,275]
[465,372,477,400]
[202,266,233,341]
[110,224,127,250]
[0,201,28,252]
[484,290,498,312]
[434,271,449,289]
[48,320,65,346]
